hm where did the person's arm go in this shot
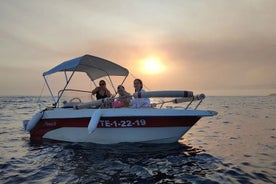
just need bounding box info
[124,92,132,99]
[91,87,99,95]
[106,89,112,97]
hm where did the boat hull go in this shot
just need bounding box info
[42,127,193,144]
[28,108,215,144]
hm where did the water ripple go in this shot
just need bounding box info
[0,96,276,183]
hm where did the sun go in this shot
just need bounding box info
[142,57,164,74]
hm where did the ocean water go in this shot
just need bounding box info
[0,96,275,183]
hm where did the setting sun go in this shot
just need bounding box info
[142,57,165,74]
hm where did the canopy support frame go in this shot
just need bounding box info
[43,69,76,108]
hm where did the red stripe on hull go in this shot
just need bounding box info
[30,116,201,140]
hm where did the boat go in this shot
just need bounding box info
[23,54,217,144]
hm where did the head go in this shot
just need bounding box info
[99,80,106,88]
[134,79,143,92]
[117,85,125,96]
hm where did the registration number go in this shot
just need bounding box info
[99,119,146,128]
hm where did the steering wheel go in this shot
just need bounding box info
[69,97,82,103]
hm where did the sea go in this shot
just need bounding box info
[0,96,275,184]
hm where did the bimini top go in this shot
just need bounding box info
[43,54,129,80]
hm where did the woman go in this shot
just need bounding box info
[112,85,131,108]
[92,80,112,100]
[131,79,151,108]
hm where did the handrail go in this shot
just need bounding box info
[157,94,205,110]
[74,93,206,110]
[57,89,93,107]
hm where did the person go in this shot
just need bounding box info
[92,80,112,100]
[131,79,151,108]
[112,85,132,108]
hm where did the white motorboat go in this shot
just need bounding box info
[23,54,217,144]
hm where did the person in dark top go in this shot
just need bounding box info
[92,80,112,100]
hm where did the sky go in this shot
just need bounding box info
[0,0,275,96]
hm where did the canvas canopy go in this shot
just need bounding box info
[43,54,129,80]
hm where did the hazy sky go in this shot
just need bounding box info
[0,0,275,96]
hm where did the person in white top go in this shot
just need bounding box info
[131,79,151,108]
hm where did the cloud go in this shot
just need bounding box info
[0,0,275,95]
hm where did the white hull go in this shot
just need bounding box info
[26,108,216,144]
[43,127,191,144]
